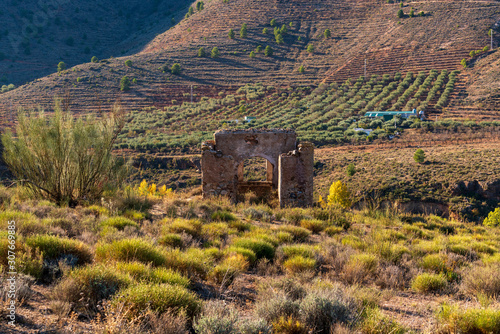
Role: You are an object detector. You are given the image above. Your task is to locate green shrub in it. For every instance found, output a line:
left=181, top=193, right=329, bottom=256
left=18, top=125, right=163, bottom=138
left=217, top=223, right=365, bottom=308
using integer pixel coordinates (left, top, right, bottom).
left=171, top=63, right=181, bottom=75
left=120, top=75, right=131, bottom=91
left=159, top=233, right=184, bottom=248
left=436, top=303, right=500, bottom=334
left=283, top=255, right=315, bottom=274
left=232, top=238, right=275, bottom=260
left=57, top=61, right=66, bottom=72
left=276, top=225, right=311, bottom=242
left=0, top=210, right=47, bottom=236
left=211, top=210, right=236, bottom=222
left=52, top=264, right=132, bottom=309
left=346, top=163, right=356, bottom=176
left=324, top=29, right=331, bottom=39
left=306, top=44, right=314, bottom=54
left=96, top=238, right=166, bottom=266
left=240, top=23, right=247, bottom=38
left=264, top=46, right=273, bottom=57
left=397, top=9, right=404, bottom=18
left=211, top=47, right=220, bottom=58
left=25, top=235, right=92, bottom=265
left=209, top=254, right=248, bottom=287
left=484, top=208, right=500, bottom=227
left=225, top=246, right=257, bottom=265
left=279, top=245, right=315, bottom=260
left=125, top=59, right=132, bottom=67
left=198, top=47, right=206, bottom=57
left=101, top=216, right=138, bottom=230
left=414, top=148, right=425, bottom=163
left=411, top=273, right=448, bottom=293
left=91, top=56, right=98, bottom=63
left=113, top=283, right=201, bottom=317
left=2, top=105, right=125, bottom=206
left=300, top=219, right=325, bottom=233
left=164, top=218, right=202, bottom=237
left=324, top=226, right=343, bottom=236
left=359, top=307, right=408, bottom=334
left=298, top=65, right=304, bottom=73
left=420, top=254, right=447, bottom=273
left=228, top=28, right=235, bottom=39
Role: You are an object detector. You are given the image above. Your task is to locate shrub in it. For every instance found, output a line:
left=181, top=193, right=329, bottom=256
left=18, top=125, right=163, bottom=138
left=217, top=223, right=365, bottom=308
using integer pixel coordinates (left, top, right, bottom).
left=256, top=293, right=300, bottom=323
left=327, top=181, right=352, bottom=209
left=193, top=300, right=239, bottom=334
left=262, top=28, right=268, bottom=34
left=324, top=29, right=331, bottom=39
left=461, top=263, right=500, bottom=298
left=397, top=9, right=404, bottom=18
left=225, top=246, right=257, bottom=265
left=411, top=273, right=447, bottom=293
left=171, top=63, right=181, bottom=75
left=198, top=47, right=206, bottom=57
left=413, top=148, right=425, bottom=163
left=240, top=23, right=248, bottom=38
left=52, top=264, right=132, bottom=309
left=120, top=75, right=131, bottom=91
left=211, top=47, right=220, bottom=58
left=484, top=208, right=500, bottom=227
left=114, top=283, right=201, bottom=318
left=211, top=210, right=236, bottom=222
left=164, top=218, right=202, bottom=237
left=1, top=104, right=125, bottom=206
left=228, top=28, right=235, bottom=39
left=461, top=58, right=467, bottom=68
left=299, top=287, right=357, bottom=332
left=91, top=56, right=98, bottom=63
left=270, top=19, right=276, bottom=27
left=436, top=303, right=500, bottom=334
left=346, top=163, right=356, bottom=176
left=96, top=238, right=166, bottom=266
left=159, top=233, right=184, bottom=248
left=420, top=254, right=447, bottom=273
left=306, top=44, right=314, bottom=54
left=272, top=316, right=307, bottom=334
left=283, top=255, right=315, bottom=274
left=209, top=254, right=248, bottom=287
left=264, top=46, right=273, bottom=57
left=125, top=59, right=132, bottom=67
left=249, top=51, right=255, bottom=58
left=359, top=307, right=408, bottom=334
left=276, top=225, right=311, bottom=242
left=57, top=61, right=66, bottom=72
left=196, top=1, right=204, bottom=11
left=300, top=219, right=325, bottom=233
left=25, top=234, right=92, bottom=265
left=298, top=65, right=304, bottom=73
left=101, top=216, right=138, bottom=230
left=232, top=238, right=275, bottom=260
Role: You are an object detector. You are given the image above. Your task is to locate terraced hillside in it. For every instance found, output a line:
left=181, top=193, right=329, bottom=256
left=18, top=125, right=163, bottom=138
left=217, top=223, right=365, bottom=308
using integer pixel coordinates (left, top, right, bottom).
left=0, top=0, right=192, bottom=85
left=0, top=0, right=499, bottom=117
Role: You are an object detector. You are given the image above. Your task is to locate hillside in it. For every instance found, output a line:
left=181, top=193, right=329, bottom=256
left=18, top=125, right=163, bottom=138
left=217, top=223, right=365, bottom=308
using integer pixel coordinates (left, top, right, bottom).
left=0, top=0, right=191, bottom=85
left=0, top=0, right=499, bottom=117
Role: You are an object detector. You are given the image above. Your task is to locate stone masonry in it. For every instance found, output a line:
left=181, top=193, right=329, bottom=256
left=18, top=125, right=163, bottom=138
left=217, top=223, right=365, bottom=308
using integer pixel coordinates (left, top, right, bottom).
left=201, top=129, right=313, bottom=207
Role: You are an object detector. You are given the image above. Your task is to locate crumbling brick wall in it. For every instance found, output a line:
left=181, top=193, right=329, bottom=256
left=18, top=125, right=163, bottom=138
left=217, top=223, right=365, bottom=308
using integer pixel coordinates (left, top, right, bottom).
left=201, top=129, right=313, bottom=207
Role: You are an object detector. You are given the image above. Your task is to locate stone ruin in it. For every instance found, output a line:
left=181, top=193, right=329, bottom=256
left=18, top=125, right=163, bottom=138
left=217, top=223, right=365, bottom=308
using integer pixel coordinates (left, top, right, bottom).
left=201, top=129, right=313, bottom=207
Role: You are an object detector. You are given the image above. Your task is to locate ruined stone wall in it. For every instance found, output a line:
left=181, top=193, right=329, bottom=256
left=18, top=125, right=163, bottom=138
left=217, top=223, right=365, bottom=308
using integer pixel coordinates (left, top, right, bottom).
left=202, top=129, right=313, bottom=207
left=278, top=143, right=314, bottom=208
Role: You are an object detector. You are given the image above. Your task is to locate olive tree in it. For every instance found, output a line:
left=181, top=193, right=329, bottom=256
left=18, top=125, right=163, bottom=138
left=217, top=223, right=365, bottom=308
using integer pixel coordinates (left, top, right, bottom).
left=1, top=102, right=127, bottom=206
